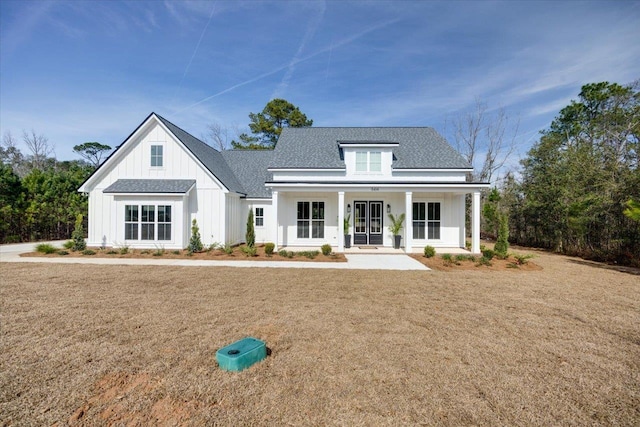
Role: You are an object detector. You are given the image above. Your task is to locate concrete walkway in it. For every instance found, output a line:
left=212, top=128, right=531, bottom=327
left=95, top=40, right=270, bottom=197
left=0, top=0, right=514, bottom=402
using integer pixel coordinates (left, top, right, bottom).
left=0, top=241, right=429, bottom=271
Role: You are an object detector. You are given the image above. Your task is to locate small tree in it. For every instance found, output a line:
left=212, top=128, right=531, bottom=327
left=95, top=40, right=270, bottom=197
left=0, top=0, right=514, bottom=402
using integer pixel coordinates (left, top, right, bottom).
left=494, top=213, right=509, bottom=256
left=246, top=209, right=255, bottom=248
left=188, top=219, right=203, bottom=253
left=71, top=214, right=86, bottom=251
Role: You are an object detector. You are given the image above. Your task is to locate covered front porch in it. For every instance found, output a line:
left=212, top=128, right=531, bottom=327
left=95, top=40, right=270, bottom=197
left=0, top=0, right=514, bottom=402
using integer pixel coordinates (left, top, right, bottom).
left=268, top=182, right=488, bottom=254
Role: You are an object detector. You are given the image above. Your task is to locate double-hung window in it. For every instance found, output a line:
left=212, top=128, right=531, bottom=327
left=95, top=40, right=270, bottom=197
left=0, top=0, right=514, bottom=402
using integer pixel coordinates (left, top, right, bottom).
left=124, top=204, right=171, bottom=241
left=355, top=151, right=382, bottom=173
left=413, top=202, right=441, bottom=240
left=297, top=201, right=324, bottom=238
left=255, top=208, right=264, bottom=227
left=151, top=145, right=163, bottom=167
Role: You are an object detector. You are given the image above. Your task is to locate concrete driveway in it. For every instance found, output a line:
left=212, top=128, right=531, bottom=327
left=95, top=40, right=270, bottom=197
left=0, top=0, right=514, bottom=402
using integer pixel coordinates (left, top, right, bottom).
left=0, top=241, right=428, bottom=271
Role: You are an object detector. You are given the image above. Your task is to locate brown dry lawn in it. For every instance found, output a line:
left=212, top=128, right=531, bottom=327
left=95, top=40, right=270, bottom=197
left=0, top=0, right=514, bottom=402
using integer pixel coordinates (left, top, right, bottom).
left=1, top=251, right=639, bottom=426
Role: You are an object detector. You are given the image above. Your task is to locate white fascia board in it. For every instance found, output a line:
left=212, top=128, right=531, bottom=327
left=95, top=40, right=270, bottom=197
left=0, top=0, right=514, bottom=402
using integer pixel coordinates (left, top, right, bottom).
left=78, top=116, right=158, bottom=192
left=153, top=117, right=231, bottom=194
left=266, top=182, right=491, bottom=192
left=338, top=142, right=399, bottom=148
left=393, top=168, right=473, bottom=172
left=267, top=168, right=345, bottom=172
left=106, top=192, right=189, bottom=197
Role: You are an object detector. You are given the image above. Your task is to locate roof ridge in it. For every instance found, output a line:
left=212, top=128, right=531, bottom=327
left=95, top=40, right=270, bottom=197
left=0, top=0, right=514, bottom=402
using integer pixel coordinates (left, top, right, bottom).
left=153, top=112, right=218, bottom=153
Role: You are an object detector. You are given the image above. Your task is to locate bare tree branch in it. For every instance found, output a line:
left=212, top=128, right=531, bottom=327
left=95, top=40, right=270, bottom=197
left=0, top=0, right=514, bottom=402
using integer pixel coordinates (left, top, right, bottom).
left=22, top=129, right=53, bottom=170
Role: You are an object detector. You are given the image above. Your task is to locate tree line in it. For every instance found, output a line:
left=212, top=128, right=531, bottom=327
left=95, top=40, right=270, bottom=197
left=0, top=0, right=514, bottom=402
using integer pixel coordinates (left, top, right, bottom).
left=0, top=134, right=110, bottom=243
left=488, top=81, right=639, bottom=266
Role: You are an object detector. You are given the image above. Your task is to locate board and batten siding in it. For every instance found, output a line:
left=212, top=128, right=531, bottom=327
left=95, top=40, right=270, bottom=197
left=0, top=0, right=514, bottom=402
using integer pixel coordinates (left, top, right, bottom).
left=85, top=121, right=228, bottom=249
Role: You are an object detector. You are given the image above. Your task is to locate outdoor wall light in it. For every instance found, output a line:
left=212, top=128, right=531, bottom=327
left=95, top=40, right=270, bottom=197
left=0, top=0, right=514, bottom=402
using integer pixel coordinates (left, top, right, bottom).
left=387, top=204, right=391, bottom=213
left=347, top=204, right=351, bottom=213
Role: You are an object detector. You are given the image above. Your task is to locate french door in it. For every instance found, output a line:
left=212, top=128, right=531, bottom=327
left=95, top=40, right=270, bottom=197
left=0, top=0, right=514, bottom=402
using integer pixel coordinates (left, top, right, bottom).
left=353, top=201, right=383, bottom=245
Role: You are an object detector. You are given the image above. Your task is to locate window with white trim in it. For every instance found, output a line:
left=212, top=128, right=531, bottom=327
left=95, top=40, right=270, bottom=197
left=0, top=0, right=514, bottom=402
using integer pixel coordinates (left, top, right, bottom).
left=151, top=145, right=163, bottom=167
left=255, top=207, right=264, bottom=227
left=355, top=151, right=382, bottom=172
left=124, top=204, right=171, bottom=240
left=413, top=202, right=440, bottom=240
left=297, top=201, right=324, bottom=238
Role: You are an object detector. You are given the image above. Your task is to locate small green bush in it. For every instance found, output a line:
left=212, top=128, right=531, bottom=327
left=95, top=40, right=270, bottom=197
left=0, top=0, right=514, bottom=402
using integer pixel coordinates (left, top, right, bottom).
left=465, top=240, right=472, bottom=250
left=207, top=242, right=220, bottom=252
left=119, top=245, right=129, bottom=255
left=106, top=250, right=118, bottom=255
left=141, top=250, right=150, bottom=254
left=513, top=254, right=533, bottom=265
left=278, top=249, right=294, bottom=258
left=57, top=250, right=69, bottom=256
left=441, top=253, right=456, bottom=266
left=153, top=250, right=164, bottom=257
left=71, top=214, right=87, bottom=251
left=482, top=249, right=495, bottom=260
left=241, top=246, right=257, bottom=257
left=298, top=250, right=319, bottom=259
left=222, top=243, right=234, bottom=255
left=36, top=243, right=57, bottom=254
left=63, top=240, right=74, bottom=250
left=321, top=244, right=332, bottom=256
left=82, top=249, right=96, bottom=255
left=265, top=242, right=275, bottom=256
left=423, top=245, right=436, bottom=258
left=189, top=219, right=204, bottom=253
left=172, top=250, right=181, bottom=255
left=476, top=256, right=493, bottom=267
left=455, top=254, right=469, bottom=262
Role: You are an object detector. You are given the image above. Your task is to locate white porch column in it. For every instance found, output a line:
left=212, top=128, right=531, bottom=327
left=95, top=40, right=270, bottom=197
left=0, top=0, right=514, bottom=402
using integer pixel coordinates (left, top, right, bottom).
left=459, top=195, right=467, bottom=248
left=338, top=191, right=345, bottom=252
left=472, top=191, right=481, bottom=254
left=272, top=190, right=279, bottom=250
left=405, top=191, right=413, bottom=253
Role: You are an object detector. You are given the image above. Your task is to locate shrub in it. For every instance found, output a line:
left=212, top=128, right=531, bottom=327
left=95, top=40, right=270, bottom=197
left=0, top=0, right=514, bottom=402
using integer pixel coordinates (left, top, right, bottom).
left=482, top=249, right=495, bottom=260
left=476, top=256, right=493, bottom=267
left=455, top=254, right=469, bottom=263
left=172, top=250, right=181, bottom=255
left=63, top=240, right=74, bottom=250
left=321, top=244, right=332, bottom=256
left=207, top=242, right=220, bottom=252
left=494, top=213, right=509, bottom=256
left=241, top=245, right=257, bottom=257
left=188, top=219, right=204, bottom=253
left=264, top=242, right=275, bottom=256
left=141, top=250, right=150, bottom=254
left=246, top=209, right=255, bottom=248
left=441, top=253, right=454, bottom=266
left=153, top=245, right=165, bottom=257
left=57, top=250, right=69, bottom=256
left=82, top=249, right=96, bottom=255
left=71, top=214, right=87, bottom=251
left=298, top=250, right=319, bottom=259
left=36, top=243, right=57, bottom=254
left=465, top=240, right=472, bottom=250
left=513, top=254, right=533, bottom=265
left=423, top=245, right=436, bottom=258
left=222, top=243, right=234, bottom=255
left=119, top=245, right=129, bottom=255
left=106, top=250, right=118, bottom=255
left=278, top=249, right=294, bottom=258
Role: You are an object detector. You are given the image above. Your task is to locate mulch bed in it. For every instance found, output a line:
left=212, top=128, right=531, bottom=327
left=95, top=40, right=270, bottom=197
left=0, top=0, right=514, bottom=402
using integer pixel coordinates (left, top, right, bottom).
left=21, top=244, right=347, bottom=263
left=410, top=253, right=542, bottom=271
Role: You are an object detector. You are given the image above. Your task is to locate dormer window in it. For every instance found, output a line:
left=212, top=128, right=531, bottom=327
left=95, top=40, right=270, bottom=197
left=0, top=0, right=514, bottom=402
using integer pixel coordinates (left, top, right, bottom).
left=151, top=145, right=163, bottom=167
left=355, top=151, right=382, bottom=173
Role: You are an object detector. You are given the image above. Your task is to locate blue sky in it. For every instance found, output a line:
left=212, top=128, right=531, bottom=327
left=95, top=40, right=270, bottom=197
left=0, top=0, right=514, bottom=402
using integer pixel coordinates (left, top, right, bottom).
left=1, top=0, right=639, bottom=167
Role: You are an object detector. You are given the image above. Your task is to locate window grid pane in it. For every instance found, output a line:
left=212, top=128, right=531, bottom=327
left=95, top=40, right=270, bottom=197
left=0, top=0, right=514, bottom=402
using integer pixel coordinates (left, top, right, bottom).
left=370, top=152, right=381, bottom=172
left=151, top=145, right=163, bottom=167
left=356, top=152, right=367, bottom=172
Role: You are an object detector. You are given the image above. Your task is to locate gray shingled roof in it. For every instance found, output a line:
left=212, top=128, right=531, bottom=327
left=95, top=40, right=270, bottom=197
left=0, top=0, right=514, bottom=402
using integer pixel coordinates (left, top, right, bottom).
left=271, top=127, right=471, bottom=169
left=221, top=150, right=274, bottom=198
left=104, top=179, right=196, bottom=194
left=154, top=114, right=246, bottom=194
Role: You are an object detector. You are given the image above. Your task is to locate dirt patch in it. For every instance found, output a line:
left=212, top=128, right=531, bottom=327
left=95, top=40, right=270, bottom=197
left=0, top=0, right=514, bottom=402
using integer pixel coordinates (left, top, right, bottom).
left=22, top=243, right=346, bottom=262
left=2, top=250, right=639, bottom=425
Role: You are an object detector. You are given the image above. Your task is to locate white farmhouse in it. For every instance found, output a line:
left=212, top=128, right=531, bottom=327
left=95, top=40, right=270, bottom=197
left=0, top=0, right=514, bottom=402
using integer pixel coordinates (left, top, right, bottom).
left=78, top=113, right=489, bottom=253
